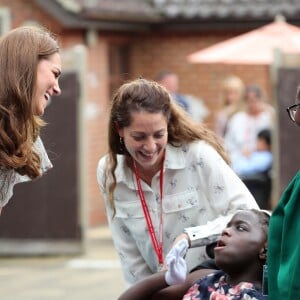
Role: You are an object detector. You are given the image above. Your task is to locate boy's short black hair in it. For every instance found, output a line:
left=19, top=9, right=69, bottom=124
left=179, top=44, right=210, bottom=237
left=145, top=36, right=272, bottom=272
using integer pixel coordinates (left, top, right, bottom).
left=257, top=129, right=271, bottom=146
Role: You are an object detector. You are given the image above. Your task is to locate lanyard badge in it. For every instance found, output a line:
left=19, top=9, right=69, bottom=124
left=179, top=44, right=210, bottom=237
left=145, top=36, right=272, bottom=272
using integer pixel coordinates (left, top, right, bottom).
left=133, top=152, right=165, bottom=265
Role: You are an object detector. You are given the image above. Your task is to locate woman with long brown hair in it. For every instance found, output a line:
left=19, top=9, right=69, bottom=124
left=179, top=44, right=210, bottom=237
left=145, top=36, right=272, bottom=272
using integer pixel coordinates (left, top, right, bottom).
left=0, top=26, right=62, bottom=213
left=97, top=78, right=259, bottom=287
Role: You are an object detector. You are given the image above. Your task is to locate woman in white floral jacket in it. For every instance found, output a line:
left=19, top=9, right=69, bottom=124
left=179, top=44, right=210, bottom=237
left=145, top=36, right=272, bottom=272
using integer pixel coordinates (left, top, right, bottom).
left=97, top=78, right=259, bottom=287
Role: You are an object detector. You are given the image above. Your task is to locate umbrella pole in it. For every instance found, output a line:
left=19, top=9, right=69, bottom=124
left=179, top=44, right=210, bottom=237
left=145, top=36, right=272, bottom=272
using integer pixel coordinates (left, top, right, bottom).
left=269, top=48, right=282, bottom=209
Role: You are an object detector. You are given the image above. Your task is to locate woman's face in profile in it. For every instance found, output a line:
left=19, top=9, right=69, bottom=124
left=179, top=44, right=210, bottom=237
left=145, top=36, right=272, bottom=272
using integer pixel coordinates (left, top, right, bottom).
left=33, top=52, right=62, bottom=116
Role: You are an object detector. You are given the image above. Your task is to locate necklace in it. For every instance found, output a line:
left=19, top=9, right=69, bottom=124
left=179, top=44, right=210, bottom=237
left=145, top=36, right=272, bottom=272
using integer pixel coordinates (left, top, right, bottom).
left=133, top=152, right=165, bottom=265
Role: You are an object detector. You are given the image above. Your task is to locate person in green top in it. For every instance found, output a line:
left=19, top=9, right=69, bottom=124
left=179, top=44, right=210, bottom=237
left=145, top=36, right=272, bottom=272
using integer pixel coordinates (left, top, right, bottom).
left=268, top=87, right=300, bottom=299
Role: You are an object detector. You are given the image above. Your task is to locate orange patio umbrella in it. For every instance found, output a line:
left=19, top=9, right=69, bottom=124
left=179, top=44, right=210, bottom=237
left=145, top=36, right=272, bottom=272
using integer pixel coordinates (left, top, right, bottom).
left=188, top=17, right=300, bottom=65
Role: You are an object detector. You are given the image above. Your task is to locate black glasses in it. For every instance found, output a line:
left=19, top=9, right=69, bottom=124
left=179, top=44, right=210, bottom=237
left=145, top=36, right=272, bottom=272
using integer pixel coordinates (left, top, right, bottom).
left=286, top=103, right=300, bottom=122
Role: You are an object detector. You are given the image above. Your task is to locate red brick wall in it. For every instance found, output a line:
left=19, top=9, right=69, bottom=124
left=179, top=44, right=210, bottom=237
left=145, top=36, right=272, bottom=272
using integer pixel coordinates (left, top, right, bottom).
left=129, top=32, right=272, bottom=128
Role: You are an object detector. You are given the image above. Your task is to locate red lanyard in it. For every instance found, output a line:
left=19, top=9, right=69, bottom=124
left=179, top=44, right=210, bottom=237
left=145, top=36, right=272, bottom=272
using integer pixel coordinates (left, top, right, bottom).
left=133, top=153, right=165, bottom=265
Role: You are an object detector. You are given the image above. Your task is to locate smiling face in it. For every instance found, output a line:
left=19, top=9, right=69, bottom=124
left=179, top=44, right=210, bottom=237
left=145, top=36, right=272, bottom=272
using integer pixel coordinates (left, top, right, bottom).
left=214, top=210, right=267, bottom=270
left=33, top=52, right=61, bottom=116
left=118, top=111, right=168, bottom=174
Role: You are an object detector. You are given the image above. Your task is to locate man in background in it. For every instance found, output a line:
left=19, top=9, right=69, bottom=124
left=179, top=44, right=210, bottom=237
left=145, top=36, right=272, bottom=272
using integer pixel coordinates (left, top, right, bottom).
left=156, top=70, right=190, bottom=112
left=156, top=70, right=209, bottom=122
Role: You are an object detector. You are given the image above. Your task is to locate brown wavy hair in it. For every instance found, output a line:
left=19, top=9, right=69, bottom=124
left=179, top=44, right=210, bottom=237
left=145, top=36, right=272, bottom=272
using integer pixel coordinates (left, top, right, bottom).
left=0, top=26, right=59, bottom=178
left=104, top=78, right=229, bottom=215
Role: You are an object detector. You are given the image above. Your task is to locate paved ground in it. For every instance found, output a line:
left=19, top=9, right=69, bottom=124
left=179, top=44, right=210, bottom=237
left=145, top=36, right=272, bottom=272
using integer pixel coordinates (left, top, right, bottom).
left=0, top=226, right=125, bottom=300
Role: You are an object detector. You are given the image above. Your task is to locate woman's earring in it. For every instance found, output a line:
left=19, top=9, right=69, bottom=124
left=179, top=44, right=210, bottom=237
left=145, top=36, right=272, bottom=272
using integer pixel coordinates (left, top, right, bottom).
left=119, top=137, right=124, bottom=152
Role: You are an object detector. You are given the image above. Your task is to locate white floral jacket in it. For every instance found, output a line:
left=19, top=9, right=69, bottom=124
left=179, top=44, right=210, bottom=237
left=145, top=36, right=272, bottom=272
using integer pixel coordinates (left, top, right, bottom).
left=97, top=141, right=259, bottom=286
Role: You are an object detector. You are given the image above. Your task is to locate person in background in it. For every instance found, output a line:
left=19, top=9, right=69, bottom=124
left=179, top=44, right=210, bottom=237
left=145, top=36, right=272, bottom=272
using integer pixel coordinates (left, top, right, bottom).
left=232, top=128, right=272, bottom=178
left=268, top=87, right=300, bottom=299
left=215, top=75, right=245, bottom=139
left=182, top=94, right=210, bottom=123
left=232, top=128, right=273, bottom=209
left=156, top=70, right=190, bottom=113
left=97, top=78, right=259, bottom=287
left=0, top=26, right=62, bottom=214
left=118, top=209, right=269, bottom=300
left=156, top=70, right=209, bottom=123
left=224, top=84, right=273, bottom=164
